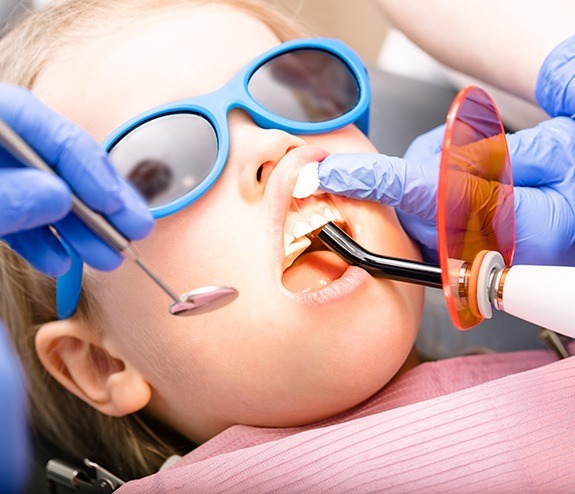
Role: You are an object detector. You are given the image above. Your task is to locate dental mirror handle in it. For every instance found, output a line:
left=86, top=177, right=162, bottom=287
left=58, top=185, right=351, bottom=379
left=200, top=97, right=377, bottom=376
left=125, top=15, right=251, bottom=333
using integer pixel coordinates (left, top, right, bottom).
left=0, top=118, right=184, bottom=304
left=0, top=119, right=133, bottom=253
left=316, top=222, right=443, bottom=289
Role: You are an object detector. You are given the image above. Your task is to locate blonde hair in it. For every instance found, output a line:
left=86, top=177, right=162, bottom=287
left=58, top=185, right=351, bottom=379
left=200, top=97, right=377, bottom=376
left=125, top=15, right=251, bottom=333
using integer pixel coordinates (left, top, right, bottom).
left=0, top=0, right=308, bottom=480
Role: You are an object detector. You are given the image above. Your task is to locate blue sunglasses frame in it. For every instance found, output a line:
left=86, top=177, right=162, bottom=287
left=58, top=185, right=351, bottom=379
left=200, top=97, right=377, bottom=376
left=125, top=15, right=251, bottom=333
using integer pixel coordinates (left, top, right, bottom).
left=57, top=37, right=372, bottom=319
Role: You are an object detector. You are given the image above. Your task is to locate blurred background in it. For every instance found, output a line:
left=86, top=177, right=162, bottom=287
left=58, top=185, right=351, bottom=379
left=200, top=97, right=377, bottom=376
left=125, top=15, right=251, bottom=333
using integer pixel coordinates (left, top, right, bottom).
left=16, top=0, right=543, bottom=131
left=26, top=0, right=392, bottom=62
left=11, top=0, right=391, bottom=62
left=282, top=0, right=390, bottom=65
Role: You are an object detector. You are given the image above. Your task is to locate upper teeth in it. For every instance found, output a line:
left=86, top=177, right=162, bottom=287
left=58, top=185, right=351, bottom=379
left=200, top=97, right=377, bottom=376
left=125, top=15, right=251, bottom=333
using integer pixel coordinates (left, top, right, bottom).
left=283, top=195, right=344, bottom=271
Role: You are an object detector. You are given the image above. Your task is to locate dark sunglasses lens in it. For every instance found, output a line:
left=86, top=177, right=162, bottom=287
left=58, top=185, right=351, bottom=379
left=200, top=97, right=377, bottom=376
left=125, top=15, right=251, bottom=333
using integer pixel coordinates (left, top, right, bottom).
left=108, top=114, right=217, bottom=208
left=248, top=49, right=360, bottom=123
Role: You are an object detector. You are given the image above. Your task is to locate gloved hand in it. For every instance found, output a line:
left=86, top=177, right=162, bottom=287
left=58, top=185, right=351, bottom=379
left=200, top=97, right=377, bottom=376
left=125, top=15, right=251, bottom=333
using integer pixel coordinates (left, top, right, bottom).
left=319, top=117, right=575, bottom=267
left=536, top=34, right=575, bottom=117
left=0, top=322, right=27, bottom=494
left=319, top=128, right=441, bottom=263
left=0, top=84, right=154, bottom=276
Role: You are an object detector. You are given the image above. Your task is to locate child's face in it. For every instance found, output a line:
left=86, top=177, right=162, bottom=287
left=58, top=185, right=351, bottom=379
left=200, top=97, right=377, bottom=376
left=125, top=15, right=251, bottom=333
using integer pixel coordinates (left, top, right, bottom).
left=34, top=4, right=423, bottom=442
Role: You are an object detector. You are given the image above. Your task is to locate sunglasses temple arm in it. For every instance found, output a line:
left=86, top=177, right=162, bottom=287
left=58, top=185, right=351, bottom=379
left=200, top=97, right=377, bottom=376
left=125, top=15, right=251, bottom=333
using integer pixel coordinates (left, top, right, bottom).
left=355, top=106, right=370, bottom=136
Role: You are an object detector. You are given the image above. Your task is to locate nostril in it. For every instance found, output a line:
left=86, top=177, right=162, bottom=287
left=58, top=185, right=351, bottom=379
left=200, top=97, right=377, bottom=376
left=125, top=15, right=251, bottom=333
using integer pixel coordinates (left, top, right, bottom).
left=256, top=161, right=274, bottom=186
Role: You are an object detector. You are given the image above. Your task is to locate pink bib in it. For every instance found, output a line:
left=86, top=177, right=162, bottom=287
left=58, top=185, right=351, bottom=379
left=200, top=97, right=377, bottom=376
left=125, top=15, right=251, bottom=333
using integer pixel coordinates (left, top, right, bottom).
left=120, top=347, right=575, bottom=493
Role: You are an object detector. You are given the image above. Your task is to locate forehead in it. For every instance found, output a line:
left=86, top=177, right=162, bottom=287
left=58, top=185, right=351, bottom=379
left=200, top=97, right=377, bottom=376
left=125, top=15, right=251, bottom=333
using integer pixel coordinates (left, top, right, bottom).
left=33, top=4, right=282, bottom=141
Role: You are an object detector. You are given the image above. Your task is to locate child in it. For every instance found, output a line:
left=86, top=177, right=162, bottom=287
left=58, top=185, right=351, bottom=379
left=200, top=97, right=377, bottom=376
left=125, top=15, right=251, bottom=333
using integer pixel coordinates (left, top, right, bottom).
left=2, top=2, right=574, bottom=491
left=0, top=0, right=423, bottom=480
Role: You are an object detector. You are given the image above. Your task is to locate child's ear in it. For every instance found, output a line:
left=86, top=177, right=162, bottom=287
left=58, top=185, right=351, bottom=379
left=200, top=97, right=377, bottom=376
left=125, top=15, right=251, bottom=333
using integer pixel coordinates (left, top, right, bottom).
left=35, top=319, right=151, bottom=417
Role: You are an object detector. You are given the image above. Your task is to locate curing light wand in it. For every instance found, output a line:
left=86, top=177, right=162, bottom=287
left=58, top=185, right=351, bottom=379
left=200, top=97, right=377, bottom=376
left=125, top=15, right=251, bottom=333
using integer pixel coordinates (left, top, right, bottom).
left=0, top=118, right=238, bottom=316
left=315, top=222, right=575, bottom=339
left=314, top=222, right=443, bottom=289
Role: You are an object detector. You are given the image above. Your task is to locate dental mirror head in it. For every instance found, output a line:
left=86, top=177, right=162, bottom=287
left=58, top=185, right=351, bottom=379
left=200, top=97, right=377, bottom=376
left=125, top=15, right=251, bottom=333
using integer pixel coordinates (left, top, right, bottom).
left=169, top=285, right=239, bottom=316
left=131, top=258, right=238, bottom=317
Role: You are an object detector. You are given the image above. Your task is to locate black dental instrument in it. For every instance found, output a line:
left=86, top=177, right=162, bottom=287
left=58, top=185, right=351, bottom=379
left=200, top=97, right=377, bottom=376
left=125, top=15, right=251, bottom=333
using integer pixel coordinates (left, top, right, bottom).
left=0, top=118, right=238, bottom=316
left=315, top=222, right=443, bottom=289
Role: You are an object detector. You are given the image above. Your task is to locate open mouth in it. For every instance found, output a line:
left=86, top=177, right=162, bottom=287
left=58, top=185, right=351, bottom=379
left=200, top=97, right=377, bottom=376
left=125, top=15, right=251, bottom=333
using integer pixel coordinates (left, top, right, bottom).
left=282, top=194, right=350, bottom=292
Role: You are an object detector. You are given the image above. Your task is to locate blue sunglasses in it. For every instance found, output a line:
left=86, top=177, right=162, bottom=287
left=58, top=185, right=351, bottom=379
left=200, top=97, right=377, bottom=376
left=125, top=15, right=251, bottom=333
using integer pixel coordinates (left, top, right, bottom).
left=56, top=37, right=371, bottom=319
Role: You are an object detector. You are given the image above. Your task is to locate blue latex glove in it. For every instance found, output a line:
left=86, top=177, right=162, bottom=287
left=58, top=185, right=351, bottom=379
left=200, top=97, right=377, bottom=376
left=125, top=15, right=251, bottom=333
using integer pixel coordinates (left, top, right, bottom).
left=319, top=117, right=575, bottom=266
left=0, top=322, right=28, bottom=494
left=0, top=84, right=154, bottom=276
left=536, top=34, right=575, bottom=117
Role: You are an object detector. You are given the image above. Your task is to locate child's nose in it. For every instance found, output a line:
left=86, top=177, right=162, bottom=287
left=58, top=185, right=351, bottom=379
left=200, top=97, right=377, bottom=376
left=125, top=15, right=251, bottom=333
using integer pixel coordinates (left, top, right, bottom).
left=229, top=109, right=306, bottom=201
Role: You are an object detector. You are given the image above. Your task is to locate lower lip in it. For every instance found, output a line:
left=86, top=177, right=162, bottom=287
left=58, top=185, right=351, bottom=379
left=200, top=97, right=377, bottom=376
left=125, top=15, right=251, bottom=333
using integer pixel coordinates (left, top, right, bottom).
left=283, top=264, right=371, bottom=307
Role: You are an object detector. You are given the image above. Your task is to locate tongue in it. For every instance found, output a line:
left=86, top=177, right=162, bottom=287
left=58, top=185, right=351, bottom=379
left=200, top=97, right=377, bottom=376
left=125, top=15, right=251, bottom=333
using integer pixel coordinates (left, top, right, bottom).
left=282, top=251, right=348, bottom=292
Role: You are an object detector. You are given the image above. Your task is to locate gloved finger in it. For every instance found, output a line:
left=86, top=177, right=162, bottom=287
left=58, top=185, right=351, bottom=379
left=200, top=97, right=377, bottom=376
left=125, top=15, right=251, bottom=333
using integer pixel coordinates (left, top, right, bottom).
left=513, top=186, right=575, bottom=266
left=396, top=209, right=438, bottom=253
left=0, top=168, right=71, bottom=236
left=408, top=124, right=507, bottom=179
left=418, top=242, right=439, bottom=265
left=403, top=124, right=445, bottom=162
left=3, top=227, right=71, bottom=276
left=105, top=183, right=155, bottom=240
left=0, top=84, right=139, bottom=216
left=535, top=34, right=575, bottom=117
left=318, top=153, right=438, bottom=222
left=54, top=213, right=123, bottom=271
left=506, top=117, right=575, bottom=186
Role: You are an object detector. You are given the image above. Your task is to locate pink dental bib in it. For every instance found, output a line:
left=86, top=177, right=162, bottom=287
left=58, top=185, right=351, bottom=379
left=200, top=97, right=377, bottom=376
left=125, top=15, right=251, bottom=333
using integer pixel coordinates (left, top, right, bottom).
left=119, top=346, right=575, bottom=493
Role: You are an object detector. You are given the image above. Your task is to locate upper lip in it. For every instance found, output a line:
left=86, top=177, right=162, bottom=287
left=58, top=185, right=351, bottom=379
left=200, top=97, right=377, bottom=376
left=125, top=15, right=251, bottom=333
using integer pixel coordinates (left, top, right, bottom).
left=263, top=146, right=353, bottom=272
left=263, top=145, right=329, bottom=269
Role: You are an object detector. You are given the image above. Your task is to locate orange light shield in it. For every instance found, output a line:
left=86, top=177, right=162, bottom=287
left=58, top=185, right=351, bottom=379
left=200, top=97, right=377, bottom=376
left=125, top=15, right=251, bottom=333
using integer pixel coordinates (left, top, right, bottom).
left=437, top=86, right=515, bottom=329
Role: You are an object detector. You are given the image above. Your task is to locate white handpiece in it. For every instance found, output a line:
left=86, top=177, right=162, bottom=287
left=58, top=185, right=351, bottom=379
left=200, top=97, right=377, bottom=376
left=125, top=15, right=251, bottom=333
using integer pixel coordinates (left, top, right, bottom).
left=501, top=265, right=575, bottom=338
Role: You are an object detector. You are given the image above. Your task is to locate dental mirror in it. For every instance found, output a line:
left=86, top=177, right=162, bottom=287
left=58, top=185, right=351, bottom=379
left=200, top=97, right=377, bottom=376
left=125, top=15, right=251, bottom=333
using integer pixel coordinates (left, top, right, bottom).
left=0, top=117, right=239, bottom=318
left=170, top=285, right=239, bottom=316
